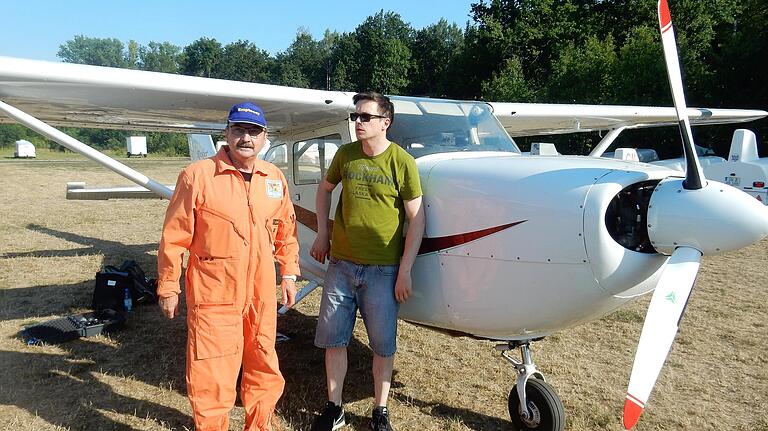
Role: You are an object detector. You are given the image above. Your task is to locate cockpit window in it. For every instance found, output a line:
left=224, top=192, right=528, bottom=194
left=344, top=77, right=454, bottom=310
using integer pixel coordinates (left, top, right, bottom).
left=386, top=96, right=521, bottom=158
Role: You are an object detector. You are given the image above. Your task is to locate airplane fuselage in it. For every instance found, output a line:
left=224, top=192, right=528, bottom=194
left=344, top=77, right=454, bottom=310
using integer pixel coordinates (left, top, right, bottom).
left=267, top=98, right=694, bottom=340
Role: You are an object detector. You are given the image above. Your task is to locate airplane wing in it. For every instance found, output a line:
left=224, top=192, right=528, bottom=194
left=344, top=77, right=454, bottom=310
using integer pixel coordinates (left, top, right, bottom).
left=491, top=102, right=767, bottom=137
left=0, top=56, right=354, bottom=135
left=2, top=56, right=765, bottom=139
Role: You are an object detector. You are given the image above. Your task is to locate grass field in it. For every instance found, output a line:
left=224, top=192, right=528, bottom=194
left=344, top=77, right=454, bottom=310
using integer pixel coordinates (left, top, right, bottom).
left=0, top=147, right=186, bottom=161
left=0, top=157, right=766, bottom=431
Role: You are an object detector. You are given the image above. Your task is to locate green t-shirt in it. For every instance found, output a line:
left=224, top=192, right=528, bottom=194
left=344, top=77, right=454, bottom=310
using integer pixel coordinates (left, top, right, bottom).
left=326, top=141, right=422, bottom=264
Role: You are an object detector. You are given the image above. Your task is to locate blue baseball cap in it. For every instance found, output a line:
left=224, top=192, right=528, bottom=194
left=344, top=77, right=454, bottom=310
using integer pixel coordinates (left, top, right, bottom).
left=227, top=102, right=267, bottom=128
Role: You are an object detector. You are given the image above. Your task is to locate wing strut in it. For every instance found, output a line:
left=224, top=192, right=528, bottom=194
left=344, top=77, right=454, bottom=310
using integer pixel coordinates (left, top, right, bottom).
left=0, top=100, right=173, bottom=199
left=588, top=126, right=627, bottom=157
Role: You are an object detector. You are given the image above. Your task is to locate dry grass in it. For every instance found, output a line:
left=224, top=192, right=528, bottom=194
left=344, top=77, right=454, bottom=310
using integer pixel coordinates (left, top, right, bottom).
left=1, top=157, right=766, bottom=431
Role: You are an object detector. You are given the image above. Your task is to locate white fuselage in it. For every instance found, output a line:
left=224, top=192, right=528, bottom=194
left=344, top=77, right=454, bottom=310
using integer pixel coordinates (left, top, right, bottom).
left=290, top=151, right=675, bottom=340
left=399, top=153, right=671, bottom=339
left=268, top=98, right=768, bottom=342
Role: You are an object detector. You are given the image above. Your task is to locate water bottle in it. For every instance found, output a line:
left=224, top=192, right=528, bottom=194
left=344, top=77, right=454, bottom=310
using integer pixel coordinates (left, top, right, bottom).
left=123, top=287, right=133, bottom=312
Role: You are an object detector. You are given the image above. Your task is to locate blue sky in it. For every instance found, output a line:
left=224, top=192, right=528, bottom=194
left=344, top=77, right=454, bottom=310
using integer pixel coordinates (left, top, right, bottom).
left=0, top=1, right=477, bottom=62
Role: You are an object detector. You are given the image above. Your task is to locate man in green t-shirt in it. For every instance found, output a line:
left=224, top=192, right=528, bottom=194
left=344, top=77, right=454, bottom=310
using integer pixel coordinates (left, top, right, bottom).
left=309, top=92, right=425, bottom=431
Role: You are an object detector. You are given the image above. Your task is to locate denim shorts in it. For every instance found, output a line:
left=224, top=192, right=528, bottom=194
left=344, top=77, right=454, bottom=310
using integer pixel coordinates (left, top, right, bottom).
left=314, top=257, right=400, bottom=357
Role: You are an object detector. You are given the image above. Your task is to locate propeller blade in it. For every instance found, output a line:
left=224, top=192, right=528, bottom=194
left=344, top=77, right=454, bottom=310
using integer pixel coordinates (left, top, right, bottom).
left=658, top=0, right=706, bottom=190
left=623, top=246, right=702, bottom=429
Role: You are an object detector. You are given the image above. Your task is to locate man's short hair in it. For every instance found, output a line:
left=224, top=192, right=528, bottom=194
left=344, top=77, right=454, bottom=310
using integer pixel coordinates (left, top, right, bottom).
left=353, top=92, right=395, bottom=126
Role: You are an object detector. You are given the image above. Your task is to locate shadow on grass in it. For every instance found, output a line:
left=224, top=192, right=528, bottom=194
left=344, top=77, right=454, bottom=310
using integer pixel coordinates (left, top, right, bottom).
left=2, top=224, right=513, bottom=430
left=389, top=391, right=512, bottom=431
left=1, top=224, right=158, bottom=262
left=275, top=305, right=386, bottom=430
left=1, top=285, right=191, bottom=429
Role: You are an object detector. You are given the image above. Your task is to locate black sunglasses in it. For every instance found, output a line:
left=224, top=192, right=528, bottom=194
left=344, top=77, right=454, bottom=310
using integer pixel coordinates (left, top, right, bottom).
left=229, top=125, right=265, bottom=136
left=349, top=112, right=387, bottom=122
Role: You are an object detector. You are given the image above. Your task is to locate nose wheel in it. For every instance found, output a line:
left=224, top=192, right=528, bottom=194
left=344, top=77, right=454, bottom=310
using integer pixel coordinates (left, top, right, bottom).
left=497, top=340, right=565, bottom=431
left=508, top=378, right=564, bottom=430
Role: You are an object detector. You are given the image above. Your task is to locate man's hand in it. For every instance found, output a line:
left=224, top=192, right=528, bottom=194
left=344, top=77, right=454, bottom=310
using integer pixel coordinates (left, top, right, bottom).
left=310, top=234, right=330, bottom=264
left=395, top=270, right=412, bottom=303
left=281, top=278, right=297, bottom=308
left=159, top=294, right=180, bottom=319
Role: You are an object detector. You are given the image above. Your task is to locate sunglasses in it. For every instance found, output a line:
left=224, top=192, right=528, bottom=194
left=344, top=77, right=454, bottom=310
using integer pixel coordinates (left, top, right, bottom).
left=349, top=112, right=388, bottom=122
left=229, top=125, right=265, bottom=136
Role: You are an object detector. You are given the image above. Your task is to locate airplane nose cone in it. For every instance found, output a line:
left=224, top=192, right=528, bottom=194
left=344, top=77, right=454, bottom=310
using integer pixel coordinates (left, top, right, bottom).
left=647, top=178, right=768, bottom=256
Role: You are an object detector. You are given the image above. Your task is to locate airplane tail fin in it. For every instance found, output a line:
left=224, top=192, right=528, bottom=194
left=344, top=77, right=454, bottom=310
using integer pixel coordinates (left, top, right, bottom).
left=187, top=134, right=217, bottom=162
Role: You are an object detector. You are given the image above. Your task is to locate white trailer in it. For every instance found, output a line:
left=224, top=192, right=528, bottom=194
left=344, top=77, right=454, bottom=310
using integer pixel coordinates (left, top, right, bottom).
left=126, top=136, right=147, bottom=157
left=14, top=139, right=36, bottom=158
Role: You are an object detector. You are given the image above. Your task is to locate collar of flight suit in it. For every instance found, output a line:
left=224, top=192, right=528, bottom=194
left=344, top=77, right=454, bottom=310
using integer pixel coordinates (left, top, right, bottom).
left=214, top=146, right=269, bottom=177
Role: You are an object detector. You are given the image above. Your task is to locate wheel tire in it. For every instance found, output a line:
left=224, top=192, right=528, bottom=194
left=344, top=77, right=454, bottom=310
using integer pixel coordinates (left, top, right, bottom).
left=508, top=379, right=565, bottom=431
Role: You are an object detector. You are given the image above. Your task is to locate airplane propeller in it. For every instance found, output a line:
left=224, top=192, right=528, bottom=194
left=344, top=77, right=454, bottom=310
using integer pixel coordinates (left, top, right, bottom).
left=623, top=1, right=768, bottom=428
left=657, top=0, right=706, bottom=191
left=623, top=246, right=700, bottom=429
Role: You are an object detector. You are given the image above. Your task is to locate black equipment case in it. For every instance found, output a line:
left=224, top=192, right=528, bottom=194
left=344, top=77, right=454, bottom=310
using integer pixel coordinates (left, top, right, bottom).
left=21, top=309, right=126, bottom=345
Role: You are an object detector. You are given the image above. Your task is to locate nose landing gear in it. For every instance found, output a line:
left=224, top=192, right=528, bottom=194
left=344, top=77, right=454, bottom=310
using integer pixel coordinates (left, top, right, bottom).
left=496, top=340, right=565, bottom=431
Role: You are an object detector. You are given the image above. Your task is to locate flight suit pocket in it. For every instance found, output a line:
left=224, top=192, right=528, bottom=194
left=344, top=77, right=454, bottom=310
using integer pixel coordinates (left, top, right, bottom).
left=250, top=300, right=276, bottom=353
left=265, top=218, right=281, bottom=247
left=194, top=303, right=242, bottom=360
left=187, top=256, right=239, bottom=304
left=194, top=206, right=247, bottom=258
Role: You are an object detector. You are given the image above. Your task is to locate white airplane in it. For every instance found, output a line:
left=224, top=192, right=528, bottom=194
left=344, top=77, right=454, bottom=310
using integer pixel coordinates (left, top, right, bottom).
left=1, top=1, right=767, bottom=429
left=589, top=129, right=768, bottom=206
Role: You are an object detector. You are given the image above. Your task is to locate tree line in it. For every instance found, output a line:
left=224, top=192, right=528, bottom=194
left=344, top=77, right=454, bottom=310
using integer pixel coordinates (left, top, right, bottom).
left=3, top=0, right=766, bottom=157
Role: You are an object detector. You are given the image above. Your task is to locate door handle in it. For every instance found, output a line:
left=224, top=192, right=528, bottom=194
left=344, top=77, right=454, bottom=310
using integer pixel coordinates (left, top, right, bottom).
left=293, top=193, right=300, bottom=201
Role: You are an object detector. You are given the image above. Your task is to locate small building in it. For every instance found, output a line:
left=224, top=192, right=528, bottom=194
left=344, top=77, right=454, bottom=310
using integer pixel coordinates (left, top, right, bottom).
left=14, top=140, right=36, bottom=158
left=126, top=136, right=147, bottom=157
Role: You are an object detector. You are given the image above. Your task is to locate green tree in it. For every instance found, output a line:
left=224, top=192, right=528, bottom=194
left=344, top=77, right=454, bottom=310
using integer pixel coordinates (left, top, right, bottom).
left=126, top=40, right=139, bottom=69
left=58, top=35, right=129, bottom=67
left=275, top=29, right=330, bottom=89
left=467, top=0, right=594, bottom=96
left=612, top=26, right=666, bottom=106
left=353, top=10, right=414, bottom=94
left=547, top=35, right=617, bottom=104
left=410, top=19, right=464, bottom=97
left=0, top=124, right=50, bottom=149
left=181, top=37, right=223, bottom=77
left=62, top=128, right=128, bottom=152
left=327, top=32, right=360, bottom=91
left=146, top=132, right=188, bottom=156
left=480, top=57, right=535, bottom=101
left=139, top=41, right=183, bottom=73
left=215, top=40, right=274, bottom=83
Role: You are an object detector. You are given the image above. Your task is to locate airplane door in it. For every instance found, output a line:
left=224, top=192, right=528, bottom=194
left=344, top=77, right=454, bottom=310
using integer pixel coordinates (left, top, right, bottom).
left=289, top=132, right=343, bottom=212
left=281, top=124, right=350, bottom=279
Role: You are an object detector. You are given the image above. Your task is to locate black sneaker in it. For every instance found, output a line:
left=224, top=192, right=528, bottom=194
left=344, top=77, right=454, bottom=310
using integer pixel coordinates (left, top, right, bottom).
left=311, top=401, right=345, bottom=431
left=371, top=406, right=393, bottom=431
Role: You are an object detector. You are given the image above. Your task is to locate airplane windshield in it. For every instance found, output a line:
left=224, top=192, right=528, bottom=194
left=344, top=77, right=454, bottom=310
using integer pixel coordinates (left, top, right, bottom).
left=387, top=96, right=521, bottom=158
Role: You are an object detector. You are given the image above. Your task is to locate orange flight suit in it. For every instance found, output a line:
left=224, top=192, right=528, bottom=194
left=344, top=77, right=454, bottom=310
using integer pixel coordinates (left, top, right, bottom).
left=157, top=146, right=300, bottom=431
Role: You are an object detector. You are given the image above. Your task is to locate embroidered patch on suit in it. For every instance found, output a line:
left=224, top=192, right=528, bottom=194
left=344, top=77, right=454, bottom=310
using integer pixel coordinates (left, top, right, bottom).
left=265, top=179, right=283, bottom=199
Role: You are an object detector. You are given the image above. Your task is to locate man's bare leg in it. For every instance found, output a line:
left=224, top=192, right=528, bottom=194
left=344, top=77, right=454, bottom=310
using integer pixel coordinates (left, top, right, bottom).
left=373, top=353, right=394, bottom=407
left=326, top=347, right=347, bottom=405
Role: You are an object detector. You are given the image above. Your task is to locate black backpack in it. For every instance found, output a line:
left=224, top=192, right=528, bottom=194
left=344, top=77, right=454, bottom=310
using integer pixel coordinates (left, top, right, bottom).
left=92, top=260, right=158, bottom=312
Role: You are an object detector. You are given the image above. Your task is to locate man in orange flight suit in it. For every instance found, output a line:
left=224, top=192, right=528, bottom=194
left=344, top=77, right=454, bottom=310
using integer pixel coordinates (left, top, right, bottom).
left=157, top=102, right=300, bottom=431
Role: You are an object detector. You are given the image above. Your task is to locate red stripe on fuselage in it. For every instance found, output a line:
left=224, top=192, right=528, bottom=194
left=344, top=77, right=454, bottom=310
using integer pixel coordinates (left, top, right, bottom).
left=417, top=221, right=526, bottom=255
left=294, top=204, right=524, bottom=255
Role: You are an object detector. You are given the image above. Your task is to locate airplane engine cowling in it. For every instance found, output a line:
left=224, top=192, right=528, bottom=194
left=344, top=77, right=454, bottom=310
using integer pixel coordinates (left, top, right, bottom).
left=647, top=177, right=768, bottom=255
left=401, top=153, right=677, bottom=338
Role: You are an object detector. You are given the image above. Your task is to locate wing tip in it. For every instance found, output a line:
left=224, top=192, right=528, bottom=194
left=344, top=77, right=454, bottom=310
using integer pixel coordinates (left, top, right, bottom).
left=623, top=396, right=644, bottom=429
